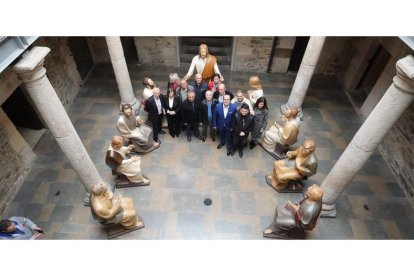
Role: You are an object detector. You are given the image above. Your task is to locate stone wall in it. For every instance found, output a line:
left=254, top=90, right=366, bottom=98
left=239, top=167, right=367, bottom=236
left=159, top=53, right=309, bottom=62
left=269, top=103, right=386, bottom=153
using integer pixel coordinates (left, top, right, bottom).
left=86, top=37, right=111, bottom=64
left=0, top=127, right=24, bottom=215
left=314, top=37, right=354, bottom=80
left=0, top=37, right=81, bottom=215
left=134, top=37, right=178, bottom=67
left=379, top=102, right=414, bottom=202
left=34, top=37, right=82, bottom=110
left=232, top=37, right=273, bottom=73
left=338, top=36, right=414, bottom=204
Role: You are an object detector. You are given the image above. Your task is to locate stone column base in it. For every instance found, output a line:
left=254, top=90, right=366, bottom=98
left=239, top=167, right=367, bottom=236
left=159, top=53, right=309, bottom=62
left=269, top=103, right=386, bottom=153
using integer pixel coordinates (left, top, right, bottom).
left=280, top=103, right=304, bottom=120
left=320, top=202, right=337, bottom=218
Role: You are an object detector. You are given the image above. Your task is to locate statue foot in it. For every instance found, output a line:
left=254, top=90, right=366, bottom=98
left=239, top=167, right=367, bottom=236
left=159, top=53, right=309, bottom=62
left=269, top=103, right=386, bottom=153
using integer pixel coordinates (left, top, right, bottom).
left=263, top=228, right=273, bottom=235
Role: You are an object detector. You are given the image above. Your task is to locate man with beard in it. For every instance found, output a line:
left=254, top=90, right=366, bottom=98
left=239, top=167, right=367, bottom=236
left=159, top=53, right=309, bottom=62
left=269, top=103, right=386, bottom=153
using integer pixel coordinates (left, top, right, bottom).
left=231, top=103, right=254, bottom=158
left=181, top=91, right=202, bottom=142
left=184, top=44, right=224, bottom=83
left=116, top=103, right=160, bottom=154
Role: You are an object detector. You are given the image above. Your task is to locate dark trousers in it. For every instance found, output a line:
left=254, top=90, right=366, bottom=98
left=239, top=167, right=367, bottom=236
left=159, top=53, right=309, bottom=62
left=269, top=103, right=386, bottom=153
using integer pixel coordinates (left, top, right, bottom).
left=233, top=134, right=248, bottom=152
left=166, top=114, right=180, bottom=136
left=186, top=123, right=200, bottom=138
left=219, top=127, right=233, bottom=150
left=201, top=122, right=216, bottom=140
left=151, top=113, right=163, bottom=141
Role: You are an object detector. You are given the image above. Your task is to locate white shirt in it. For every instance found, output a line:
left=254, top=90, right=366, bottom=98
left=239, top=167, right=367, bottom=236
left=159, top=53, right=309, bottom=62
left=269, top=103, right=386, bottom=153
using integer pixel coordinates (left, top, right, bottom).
left=155, top=97, right=162, bottom=114
left=223, top=105, right=229, bottom=118
left=185, top=55, right=221, bottom=78
left=218, top=94, right=224, bottom=103
left=168, top=97, right=174, bottom=109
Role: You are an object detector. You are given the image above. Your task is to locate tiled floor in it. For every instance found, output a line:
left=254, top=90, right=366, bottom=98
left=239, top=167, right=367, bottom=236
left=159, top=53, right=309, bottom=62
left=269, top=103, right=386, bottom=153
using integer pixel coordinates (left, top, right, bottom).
left=4, top=63, right=414, bottom=239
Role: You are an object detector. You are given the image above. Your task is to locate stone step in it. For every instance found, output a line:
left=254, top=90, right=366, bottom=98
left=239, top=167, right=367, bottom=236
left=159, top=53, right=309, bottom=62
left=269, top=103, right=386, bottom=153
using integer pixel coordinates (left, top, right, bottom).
left=180, top=37, right=233, bottom=47
left=180, top=45, right=231, bottom=56
left=180, top=54, right=232, bottom=65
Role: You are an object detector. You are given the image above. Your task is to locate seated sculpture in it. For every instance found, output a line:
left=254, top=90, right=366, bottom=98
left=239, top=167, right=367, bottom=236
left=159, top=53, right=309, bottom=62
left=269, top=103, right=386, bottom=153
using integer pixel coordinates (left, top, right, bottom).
left=263, top=184, right=323, bottom=239
left=261, top=107, right=299, bottom=159
left=266, top=139, right=317, bottom=193
left=90, top=183, right=144, bottom=237
left=116, top=103, right=159, bottom=154
left=106, top=135, right=150, bottom=187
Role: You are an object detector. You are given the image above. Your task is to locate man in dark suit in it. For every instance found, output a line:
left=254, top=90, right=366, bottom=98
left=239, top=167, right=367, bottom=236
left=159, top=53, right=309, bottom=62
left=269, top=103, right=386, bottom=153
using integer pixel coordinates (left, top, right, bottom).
left=144, top=87, right=166, bottom=143
left=190, top=73, right=208, bottom=102
left=213, top=83, right=234, bottom=103
left=231, top=103, right=255, bottom=158
left=181, top=91, right=202, bottom=142
left=213, top=94, right=237, bottom=155
left=199, top=90, right=218, bottom=142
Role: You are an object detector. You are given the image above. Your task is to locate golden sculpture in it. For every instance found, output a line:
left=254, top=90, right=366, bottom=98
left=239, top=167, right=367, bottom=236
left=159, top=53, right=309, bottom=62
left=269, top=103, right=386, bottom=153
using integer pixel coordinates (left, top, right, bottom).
left=261, top=107, right=299, bottom=159
left=105, top=135, right=150, bottom=188
left=263, top=184, right=323, bottom=239
left=247, top=76, right=264, bottom=105
left=266, top=139, right=318, bottom=192
left=90, top=183, right=144, bottom=231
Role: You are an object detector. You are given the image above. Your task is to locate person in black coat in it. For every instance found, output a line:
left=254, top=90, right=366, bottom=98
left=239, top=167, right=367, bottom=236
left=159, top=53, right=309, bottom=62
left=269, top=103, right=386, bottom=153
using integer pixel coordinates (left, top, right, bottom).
left=144, top=87, right=166, bottom=143
left=163, top=88, right=181, bottom=138
left=213, top=83, right=234, bottom=102
left=181, top=91, right=202, bottom=142
left=231, top=103, right=254, bottom=157
left=199, top=90, right=218, bottom=142
left=190, top=73, right=208, bottom=102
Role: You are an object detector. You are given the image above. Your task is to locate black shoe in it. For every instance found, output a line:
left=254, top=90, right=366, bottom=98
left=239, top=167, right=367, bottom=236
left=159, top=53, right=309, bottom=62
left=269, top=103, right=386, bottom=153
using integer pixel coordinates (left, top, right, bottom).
left=170, top=133, right=175, bottom=138
left=239, top=150, right=243, bottom=158
left=231, top=149, right=236, bottom=156
left=249, top=142, right=256, bottom=150
left=217, top=144, right=224, bottom=149
left=227, top=149, right=231, bottom=156
left=154, top=139, right=161, bottom=144
left=197, top=136, right=203, bottom=141
left=202, top=137, right=206, bottom=142
left=187, top=136, right=192, bottom=142
left=212, top=137, right=215, bottom=142
left=176, top=133, right=180, bottom=138
left=159, top=130, right=166, bottom=134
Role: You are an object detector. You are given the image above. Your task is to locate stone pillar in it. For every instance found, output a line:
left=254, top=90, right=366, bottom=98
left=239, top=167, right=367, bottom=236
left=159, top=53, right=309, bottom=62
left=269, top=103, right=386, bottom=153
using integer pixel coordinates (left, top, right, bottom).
left=281, top=36, right=326, bottom=118
left=320, top=54, right=414, bottom=217
left=13, top=47, right=104, bottom=205
left=105, top=36, right=138, bottom=111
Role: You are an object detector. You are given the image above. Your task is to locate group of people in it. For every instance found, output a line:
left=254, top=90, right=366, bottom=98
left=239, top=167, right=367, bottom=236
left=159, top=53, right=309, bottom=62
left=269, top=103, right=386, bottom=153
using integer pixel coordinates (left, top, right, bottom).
left=137, top=44, right=268, bottom=158
left=0, top=43, right=324, bottom=240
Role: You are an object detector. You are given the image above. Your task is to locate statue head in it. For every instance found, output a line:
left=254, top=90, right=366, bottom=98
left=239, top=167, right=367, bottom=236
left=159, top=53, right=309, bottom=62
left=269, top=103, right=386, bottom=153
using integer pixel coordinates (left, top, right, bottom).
left=111, top=135, right=124, bottom=150
left=91, top=182, right=112, bottom=199
left=121, top=103, right=133, bottom=117
left=248, top=76, right=262, bottom=89
left=286, top=107, right=299, bottom=119
left=199, top=44, right=209, bottom=58
left=306, top=184, right=324, bottom=201
left=301, top=139, right=316, bottom=157
left=142, top=77, right=155, bottom=89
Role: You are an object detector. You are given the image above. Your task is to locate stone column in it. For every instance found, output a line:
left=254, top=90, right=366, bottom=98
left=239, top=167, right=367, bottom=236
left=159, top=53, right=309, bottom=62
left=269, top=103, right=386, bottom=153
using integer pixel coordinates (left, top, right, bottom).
left=13, top=47, right=104, bottom=205
left=281, top=36, right=326, bottom=118
left=320, top=54, right=414, bottom=217
left=105, top=36, right=138, bottom=111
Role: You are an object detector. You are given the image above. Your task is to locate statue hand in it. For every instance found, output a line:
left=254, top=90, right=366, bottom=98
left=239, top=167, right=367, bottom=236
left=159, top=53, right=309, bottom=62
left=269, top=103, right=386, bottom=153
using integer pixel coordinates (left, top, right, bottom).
left=286, top=151, right=293, bottom=158
left=127, top=144, right=135, bottom=151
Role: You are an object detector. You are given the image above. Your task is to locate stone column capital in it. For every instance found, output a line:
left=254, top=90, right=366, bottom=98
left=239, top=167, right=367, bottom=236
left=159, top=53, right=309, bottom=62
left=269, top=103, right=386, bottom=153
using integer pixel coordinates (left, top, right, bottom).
left=394, top=54, right=414, bottom=94
left=12, top=47, right=50, bottom=83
